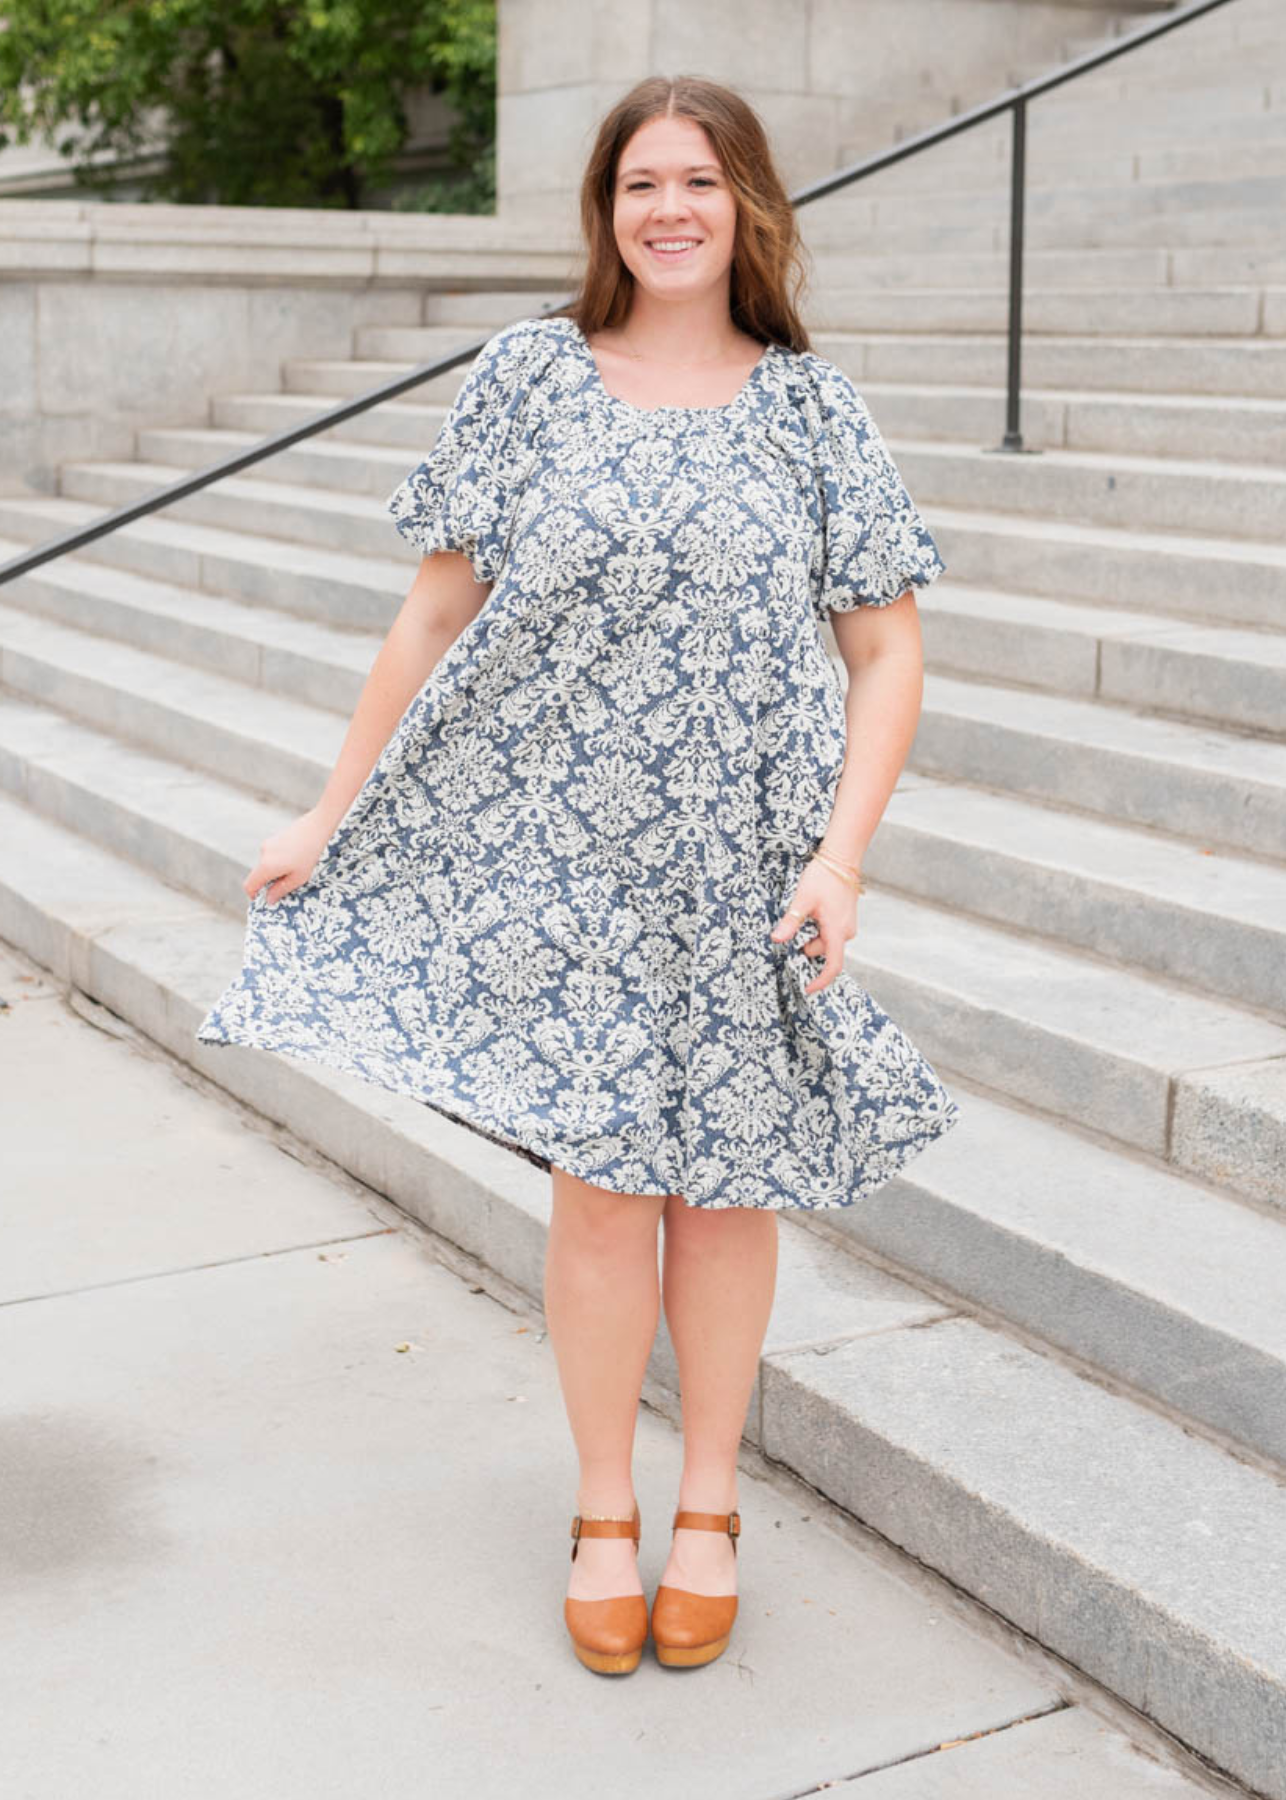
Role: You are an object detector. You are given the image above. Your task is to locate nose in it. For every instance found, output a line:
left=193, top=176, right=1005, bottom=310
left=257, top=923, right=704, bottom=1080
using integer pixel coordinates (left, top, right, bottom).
left=649, top=181, right=694, bottom=222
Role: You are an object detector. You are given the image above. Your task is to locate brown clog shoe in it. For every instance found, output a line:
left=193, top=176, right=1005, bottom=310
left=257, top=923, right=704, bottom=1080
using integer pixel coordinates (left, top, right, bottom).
left=563, top=1502, right=648, bottom=1675
left=650, top=1507, right=740, bottom=1668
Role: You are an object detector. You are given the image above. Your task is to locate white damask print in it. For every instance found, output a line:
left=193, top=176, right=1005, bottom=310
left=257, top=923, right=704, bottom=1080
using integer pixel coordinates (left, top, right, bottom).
left=195, top=314, right=961, bottom=1208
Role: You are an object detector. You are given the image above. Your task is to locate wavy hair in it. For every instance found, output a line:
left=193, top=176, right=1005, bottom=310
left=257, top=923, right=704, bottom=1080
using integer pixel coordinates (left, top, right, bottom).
left=555, top=75, right=813, bottom=353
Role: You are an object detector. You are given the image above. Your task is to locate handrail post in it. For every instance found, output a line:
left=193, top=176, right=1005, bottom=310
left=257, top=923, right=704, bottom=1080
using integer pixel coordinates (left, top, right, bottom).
left=1002, top=94, right=1026, bottom=452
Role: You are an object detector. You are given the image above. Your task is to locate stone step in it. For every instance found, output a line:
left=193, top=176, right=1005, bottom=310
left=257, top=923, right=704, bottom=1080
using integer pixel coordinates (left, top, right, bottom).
left=917, top=582, right=1286, bottom=734
left=135, top=425, right=416, bottom=500
left=1231, top=8, right=1286, bottom=48
left=1012, top=73, right=1286, bottom=123
left=1043, top=49, right=1282, bottom=100
left=854, top=381, right=1286, bottom=467
left=811, top=170, right=1286, bottom=230
left=419, top=288, right=570, bottom=327
left=1062, top=4, right=1275, bottom=55
left=818, top=1080, right=1286, bottom=1470
left=873, top=772, right=1286, bottom=1015
left=0, top=498, right=411, bottom=632
left=848, top=884, right=1286, bottom=1197
left=804, top=285, right=1276, bottom=338
left=773, top=330, right=1286, bottom=398
left=0, top=691, right=290, bottom=914
left=49, top=459, right=410, bottom=562
left=281, top=355, right=474, bottom=407
left=833, top=138, right=1286, bottom=200
left=0, top=786, right=1280, bottom=1797
left=803, top=241, right=1286, bottom=290
left=211, top=389, right=451, bottom=452
left=865, top=77, right=1284, bottom=166
left=802, top=202, right=1286, bottom=253
left=895, top=436, right=1286, bottom=543
left=0, top=598, right=345, bottom=811
left=0, top=535, right=377, bottom=707
left=994, top=103, right=1286, bottom=155
left=913, top=501, right=1286, bottom=631
left=808, top=247, right=1183, bottom=291
left=762, top=1312, right=1286, bottom=1800
left=908, top=668, right=1286, bottom=858
left=1048, top=57, right=1285, bottom=104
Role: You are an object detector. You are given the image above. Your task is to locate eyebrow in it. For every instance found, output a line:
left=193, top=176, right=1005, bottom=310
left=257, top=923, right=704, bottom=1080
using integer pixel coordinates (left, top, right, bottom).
left=618, top=163, right=721, bottom=177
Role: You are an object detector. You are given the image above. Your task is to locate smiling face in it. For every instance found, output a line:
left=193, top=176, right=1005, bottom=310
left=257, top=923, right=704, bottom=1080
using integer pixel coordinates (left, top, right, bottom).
left=611, top=113, right=739, bottom=301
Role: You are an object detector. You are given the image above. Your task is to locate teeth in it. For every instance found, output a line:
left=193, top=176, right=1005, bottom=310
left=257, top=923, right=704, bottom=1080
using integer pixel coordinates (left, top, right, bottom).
left=649, top=239, right=699, bottom=250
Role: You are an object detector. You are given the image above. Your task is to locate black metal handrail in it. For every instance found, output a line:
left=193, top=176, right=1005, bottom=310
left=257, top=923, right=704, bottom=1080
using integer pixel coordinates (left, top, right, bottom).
left=0, top=0, right=1242, bottom=588
left=789, top=0, right=1240, bottom=454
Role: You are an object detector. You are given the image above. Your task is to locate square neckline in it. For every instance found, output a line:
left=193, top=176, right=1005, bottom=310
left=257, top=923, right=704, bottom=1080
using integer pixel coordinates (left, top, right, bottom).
left=561, top=317, right=775, bottom=417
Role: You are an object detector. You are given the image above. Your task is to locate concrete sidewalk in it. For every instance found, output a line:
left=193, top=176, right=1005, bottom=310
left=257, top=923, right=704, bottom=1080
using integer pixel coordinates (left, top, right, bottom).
left=0, top=936, right=1247, bottom=1800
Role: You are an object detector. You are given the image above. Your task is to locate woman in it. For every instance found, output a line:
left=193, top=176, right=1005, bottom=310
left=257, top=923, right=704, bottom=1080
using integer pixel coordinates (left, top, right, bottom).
left=196, top=75, right=961, bottom=1678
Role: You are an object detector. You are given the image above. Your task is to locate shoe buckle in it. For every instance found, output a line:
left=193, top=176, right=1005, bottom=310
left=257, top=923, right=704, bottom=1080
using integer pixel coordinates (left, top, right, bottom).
left=569, top=1510, right=639, bottom=1562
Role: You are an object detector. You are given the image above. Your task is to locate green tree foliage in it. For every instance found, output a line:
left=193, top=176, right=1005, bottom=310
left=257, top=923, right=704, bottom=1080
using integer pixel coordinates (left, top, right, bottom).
left=0, top=0, right=496, bottom=209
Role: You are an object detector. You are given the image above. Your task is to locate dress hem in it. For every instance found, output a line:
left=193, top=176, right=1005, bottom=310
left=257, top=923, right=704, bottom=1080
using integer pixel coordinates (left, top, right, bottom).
left=193, top=1021, right=960, bottom=1213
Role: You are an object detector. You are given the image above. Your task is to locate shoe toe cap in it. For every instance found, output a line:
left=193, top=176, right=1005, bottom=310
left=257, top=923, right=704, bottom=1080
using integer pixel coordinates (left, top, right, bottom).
left=565, top=1592, right=649, bottom=1655
left=650, top=1584, right=738, bottom=1647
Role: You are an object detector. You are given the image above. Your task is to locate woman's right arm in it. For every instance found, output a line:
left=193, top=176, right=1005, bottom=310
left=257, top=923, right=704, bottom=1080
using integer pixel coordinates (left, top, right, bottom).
left=245, top=550, right=491, bottom=905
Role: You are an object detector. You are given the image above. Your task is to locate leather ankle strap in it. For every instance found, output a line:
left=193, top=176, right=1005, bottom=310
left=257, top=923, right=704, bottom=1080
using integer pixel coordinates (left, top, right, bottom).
left=673, top=1508, right=740, bottom=1549
left=570, top=1508, right=641, bottom=1559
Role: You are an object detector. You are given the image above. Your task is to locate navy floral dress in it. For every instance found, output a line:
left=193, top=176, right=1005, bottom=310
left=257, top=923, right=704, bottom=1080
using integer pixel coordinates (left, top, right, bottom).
left=195, top=314, right=962, bottom=1209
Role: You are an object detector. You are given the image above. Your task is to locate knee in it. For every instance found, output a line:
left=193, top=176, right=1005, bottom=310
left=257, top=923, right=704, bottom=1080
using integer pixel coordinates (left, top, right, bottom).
left=551, top=1172, right=664, bottom=1258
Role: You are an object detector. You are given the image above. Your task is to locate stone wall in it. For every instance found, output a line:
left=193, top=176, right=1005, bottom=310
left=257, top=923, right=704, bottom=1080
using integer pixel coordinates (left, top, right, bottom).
left=497, top=0, right=1177, bottom=227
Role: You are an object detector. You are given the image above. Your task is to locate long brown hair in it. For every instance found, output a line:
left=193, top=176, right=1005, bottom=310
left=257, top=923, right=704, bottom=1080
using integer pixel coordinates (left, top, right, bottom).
left=556, top=75, right=813, bottom=353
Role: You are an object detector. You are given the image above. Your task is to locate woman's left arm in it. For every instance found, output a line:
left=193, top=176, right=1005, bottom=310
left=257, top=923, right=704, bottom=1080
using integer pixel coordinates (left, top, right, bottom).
left=820, top=586, right=923, bottom=871
left=769, top=588, right=924, bottom=993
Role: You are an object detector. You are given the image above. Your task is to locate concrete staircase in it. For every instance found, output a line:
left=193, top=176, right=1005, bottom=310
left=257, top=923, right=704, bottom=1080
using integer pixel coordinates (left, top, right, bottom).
left=2, top=2, right=1285, bottom=1793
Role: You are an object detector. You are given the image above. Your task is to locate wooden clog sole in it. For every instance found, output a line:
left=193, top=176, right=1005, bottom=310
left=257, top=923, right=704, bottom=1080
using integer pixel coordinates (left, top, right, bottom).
left=654, top=1631, right=732, bottom=1667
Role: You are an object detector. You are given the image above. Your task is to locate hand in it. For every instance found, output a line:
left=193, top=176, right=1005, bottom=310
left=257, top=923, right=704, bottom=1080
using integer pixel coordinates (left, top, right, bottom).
left=243, top=806, right=335, bottom=907
left=769, top=860, right=860, bottom=996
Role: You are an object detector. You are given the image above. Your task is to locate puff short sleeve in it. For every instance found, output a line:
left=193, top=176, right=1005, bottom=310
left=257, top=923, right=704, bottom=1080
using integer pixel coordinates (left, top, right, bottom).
left=802, top=353, right=946, bottom=622
left=384, top=321, right=539, bottom=586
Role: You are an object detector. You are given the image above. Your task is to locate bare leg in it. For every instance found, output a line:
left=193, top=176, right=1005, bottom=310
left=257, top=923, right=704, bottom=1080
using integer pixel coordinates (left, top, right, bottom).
left=657, top=1196, right=779, bottom=1596
left=543, top=1166, right=668, bottom=1600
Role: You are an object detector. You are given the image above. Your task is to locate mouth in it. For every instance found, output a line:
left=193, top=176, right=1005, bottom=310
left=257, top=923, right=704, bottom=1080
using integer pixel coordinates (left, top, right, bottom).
left=643, top=237, right=703, bottom=261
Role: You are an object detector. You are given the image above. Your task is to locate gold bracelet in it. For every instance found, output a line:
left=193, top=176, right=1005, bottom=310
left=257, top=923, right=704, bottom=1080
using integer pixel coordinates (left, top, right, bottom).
left=810, top=847, right=866, bottom=893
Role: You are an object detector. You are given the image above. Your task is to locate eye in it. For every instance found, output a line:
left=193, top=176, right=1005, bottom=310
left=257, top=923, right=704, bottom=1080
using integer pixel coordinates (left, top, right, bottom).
left=623, top=177, right=718, bottom=192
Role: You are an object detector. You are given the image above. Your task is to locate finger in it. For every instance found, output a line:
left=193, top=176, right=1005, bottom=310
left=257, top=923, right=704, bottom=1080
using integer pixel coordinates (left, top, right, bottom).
left=803, top=944, right=842, bottom=994
left=770, top=910, right=808, bottom=942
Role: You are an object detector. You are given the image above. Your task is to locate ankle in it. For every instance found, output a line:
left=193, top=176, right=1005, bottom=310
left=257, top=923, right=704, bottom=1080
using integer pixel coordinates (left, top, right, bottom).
left=576, top=1496, right=637, bottom=1519
left=676, top=1480, right=739, bottom=1515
